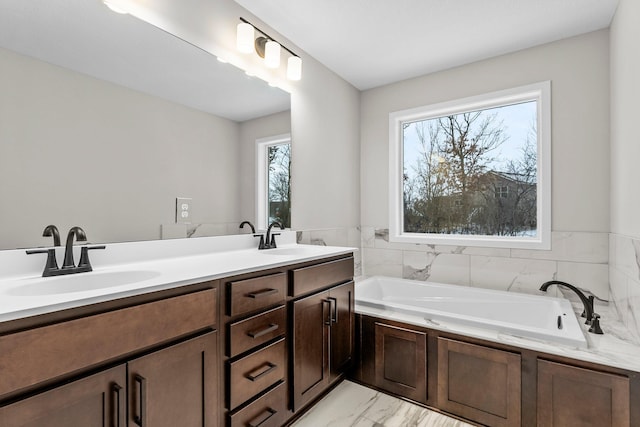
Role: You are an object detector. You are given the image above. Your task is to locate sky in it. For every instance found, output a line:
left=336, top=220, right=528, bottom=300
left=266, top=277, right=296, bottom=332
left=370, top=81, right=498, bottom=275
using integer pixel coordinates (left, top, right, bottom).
left=403, top=100, right=537, bottom=178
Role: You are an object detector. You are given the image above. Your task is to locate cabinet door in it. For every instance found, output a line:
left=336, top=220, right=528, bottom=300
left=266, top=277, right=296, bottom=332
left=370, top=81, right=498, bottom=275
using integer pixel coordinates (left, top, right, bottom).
left=537, top=359, right=629, bottom=427
left=128, top=331, right=218, bottom=427
left=291, top=290, right=330, bottom=412
left=374, top=322, right=427, bottom=403
left=329, top=281, right=354, bottom=382
left=438, top=338, right=521, bottom=427
left=0, top=365, right=126, bottom=427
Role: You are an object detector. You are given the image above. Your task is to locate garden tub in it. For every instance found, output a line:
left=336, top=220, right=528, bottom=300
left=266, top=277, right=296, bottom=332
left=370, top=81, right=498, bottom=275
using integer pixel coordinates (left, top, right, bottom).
left=356, top=276, right=587, bottom=348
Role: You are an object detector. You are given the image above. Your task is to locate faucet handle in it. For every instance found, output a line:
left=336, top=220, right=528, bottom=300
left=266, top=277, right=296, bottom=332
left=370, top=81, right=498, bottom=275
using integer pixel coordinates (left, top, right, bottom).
left=588, top=313, right=604, bottom=335
left=253, top=234, right=266, bottom=250
left=581, top=295, right=595, bottom=320
left=78, top=245, right=106, bottom=270
left=270, top=233, right=281, bottom=248
left=26, top=248, right=60, bottom=276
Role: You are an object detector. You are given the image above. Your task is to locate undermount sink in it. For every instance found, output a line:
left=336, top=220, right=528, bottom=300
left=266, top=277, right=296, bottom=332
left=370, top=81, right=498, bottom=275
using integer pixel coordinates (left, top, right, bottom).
left=259, top=246, right=321, bottom=256
left=6, top=270, right=161, bottom=296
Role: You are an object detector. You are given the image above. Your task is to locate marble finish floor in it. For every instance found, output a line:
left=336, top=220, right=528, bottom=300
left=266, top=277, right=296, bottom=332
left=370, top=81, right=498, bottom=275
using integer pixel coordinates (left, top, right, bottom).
left=291, top=381, right=475, bottom=427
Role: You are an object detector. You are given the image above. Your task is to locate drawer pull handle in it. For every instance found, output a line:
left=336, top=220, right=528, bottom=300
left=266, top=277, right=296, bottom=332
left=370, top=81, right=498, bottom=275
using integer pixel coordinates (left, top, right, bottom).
left=112, top=383, right=122, bottom=427
left=247, top=288, right=279, bottom=299
left=248, top=323, right=279, bottom=339
left=248, top=408, right=277, bottom=427
left=246, top=362, right=277, bottom=381
left=133, top=374, right=146, bottom=426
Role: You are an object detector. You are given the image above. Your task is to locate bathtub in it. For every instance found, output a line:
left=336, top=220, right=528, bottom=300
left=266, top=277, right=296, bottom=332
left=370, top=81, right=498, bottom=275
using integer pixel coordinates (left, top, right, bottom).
left=356, top=276, right=587, bottom=348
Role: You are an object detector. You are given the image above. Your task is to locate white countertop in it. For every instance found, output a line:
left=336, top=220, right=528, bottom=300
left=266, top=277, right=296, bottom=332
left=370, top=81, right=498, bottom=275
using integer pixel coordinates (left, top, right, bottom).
left=355, top=283, right=640, bottom=373
left=0, top=232, right=356, bottom=322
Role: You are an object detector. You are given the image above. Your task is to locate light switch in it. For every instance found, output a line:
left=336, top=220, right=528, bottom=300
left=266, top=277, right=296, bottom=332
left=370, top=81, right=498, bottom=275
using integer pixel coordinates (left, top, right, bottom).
left=176, top=197, right=192, bottom=224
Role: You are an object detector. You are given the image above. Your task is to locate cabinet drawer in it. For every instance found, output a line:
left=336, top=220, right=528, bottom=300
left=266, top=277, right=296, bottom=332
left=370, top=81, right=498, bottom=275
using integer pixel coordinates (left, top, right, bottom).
left=228, top=338, right=286, bottom=410
left=290, top=256, right=354, bottom=297
left=228, top=381, right=288, bottom=427
left=228, top=305, right=286, bottom=357
left=0, top=288, right=216, bottom=399
left=228, top=273, right=286, bottom=317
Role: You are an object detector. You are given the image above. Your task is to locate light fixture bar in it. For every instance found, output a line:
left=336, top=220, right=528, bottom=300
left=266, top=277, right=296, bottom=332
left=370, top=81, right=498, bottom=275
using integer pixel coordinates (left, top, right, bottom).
left=239, top=17, right=298, bottom=58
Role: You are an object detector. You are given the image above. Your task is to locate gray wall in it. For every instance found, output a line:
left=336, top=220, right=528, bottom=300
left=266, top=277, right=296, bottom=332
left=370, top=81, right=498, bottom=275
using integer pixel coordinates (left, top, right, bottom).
left=0, top=46, right=241, bottom=248
left=609, top=0, right=640, bottom=341
left=359, top=31, right=611, bottom=297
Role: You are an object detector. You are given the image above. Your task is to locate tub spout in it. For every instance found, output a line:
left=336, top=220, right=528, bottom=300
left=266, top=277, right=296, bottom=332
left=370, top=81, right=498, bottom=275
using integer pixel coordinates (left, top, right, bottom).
left=539, top=280, right=602, bottom=334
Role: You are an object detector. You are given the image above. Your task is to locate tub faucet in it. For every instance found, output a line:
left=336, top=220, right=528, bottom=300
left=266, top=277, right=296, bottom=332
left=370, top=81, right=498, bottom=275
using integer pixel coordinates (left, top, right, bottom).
left=540, top=280, right=603, bottom=334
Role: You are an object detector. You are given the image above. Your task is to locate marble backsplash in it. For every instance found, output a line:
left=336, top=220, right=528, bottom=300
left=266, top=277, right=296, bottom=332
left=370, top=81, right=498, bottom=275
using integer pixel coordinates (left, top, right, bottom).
left=609, top=233, right=640, bottom=344
left=361, top=227, right=610, bottom=301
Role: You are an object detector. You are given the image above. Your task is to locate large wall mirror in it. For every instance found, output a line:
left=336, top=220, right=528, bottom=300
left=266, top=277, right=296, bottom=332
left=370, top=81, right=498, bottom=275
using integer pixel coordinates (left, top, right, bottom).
left=0, top=0, right=291, bottom=250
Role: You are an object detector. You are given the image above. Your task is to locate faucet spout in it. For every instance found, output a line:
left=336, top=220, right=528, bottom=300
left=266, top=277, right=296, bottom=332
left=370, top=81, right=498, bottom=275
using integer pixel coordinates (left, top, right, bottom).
left=239, top=221, right=256, bottom=234
left=540, top=280, right=594, bottom=323
left=62, top=226, right=87, bottom=269
left=43, top=224, right=61, bottom=247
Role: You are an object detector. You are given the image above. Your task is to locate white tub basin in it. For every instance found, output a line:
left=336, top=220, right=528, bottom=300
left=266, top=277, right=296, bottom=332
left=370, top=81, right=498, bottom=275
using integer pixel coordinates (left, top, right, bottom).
left=6, top=270, right=161, bottom=296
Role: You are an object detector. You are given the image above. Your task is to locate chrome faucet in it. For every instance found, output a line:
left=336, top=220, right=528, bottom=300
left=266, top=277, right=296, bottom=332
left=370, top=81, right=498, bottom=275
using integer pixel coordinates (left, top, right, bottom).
left=540, top=280, right=603, bottom=334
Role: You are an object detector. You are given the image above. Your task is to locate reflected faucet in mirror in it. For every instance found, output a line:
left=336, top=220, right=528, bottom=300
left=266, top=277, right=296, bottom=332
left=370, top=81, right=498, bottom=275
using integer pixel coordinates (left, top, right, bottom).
left=265, top=221, right=283, bottom=249
left=27, top=226, right=105, bottom=277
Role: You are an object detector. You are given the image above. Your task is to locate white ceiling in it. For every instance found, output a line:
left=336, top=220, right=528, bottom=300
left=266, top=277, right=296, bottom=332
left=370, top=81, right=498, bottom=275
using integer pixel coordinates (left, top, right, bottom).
left=235, top=0, right=619, bottom=90
left=0, top=0, right=290, bottom=122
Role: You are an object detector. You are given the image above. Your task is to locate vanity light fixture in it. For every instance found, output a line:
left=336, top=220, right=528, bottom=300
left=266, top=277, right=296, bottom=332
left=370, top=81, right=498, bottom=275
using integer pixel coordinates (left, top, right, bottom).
left=237, top=18, right=302, bottom=80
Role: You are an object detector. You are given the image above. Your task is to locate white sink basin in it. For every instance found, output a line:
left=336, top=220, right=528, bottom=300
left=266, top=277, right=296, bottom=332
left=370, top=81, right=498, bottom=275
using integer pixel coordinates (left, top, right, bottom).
left=6, top=270, right=161, bottom=296
left=259, top=246, right=322, bottom=256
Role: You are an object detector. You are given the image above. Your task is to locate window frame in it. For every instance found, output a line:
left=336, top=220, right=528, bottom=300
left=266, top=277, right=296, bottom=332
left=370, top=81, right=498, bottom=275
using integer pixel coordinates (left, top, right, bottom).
left=388, top=81, right=551, bottom=249
left=256, top=133, right=291, bottom=230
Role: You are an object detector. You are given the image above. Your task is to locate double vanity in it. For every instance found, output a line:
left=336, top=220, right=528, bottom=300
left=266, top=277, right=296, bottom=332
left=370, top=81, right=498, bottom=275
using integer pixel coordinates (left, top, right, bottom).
left=0, top=231, right=355, bottom=427
left=1, top=231, right=640, bottom=427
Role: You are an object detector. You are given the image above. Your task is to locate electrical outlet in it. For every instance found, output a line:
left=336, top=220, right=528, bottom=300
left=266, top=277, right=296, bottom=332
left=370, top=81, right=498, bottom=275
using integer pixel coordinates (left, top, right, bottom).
left=175, top=197, right=192, bottom=224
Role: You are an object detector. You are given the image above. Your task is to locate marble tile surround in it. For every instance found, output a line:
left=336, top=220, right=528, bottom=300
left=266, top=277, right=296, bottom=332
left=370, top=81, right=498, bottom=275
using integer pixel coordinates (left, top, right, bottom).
left=292, top=381, right=473, bottom=427
left=362, top=227, right=610, bottom=300
left=609, top=233, right=640, bottom=344
left=296, top=227, right=362, bottom=277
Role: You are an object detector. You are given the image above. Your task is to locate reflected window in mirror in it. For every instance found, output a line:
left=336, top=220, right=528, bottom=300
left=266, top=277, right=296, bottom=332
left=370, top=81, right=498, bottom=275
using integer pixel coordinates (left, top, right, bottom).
left=256, top=134, right=291, bottom=230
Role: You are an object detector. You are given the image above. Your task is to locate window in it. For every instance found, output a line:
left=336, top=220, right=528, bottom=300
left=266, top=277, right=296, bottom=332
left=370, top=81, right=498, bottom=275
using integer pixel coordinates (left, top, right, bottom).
left=256, top=134, right=291, bottom=230
left=389, top=82, right=550, bottom=249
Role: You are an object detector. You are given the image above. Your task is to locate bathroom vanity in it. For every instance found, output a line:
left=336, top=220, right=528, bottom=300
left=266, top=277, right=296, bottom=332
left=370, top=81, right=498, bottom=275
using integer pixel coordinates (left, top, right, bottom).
left=0, top=233, right=355, bottom=427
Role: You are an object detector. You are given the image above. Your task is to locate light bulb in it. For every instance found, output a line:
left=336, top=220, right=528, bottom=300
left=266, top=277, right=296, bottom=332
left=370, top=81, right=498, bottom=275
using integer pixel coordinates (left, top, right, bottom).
left=264, top=40, right=281, bottom=69
left=287, top=56, right=302, bottom=81
left=237, top=22, right=254, bottom=54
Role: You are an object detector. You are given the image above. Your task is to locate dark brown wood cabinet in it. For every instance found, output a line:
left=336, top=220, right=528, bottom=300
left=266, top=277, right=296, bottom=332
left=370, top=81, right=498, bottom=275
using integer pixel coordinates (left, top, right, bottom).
left=438, top=337, right=521, bottom=427
left=374, top=322, right=427, bottom=403
left=128, top=332, right=218, bottom=427
left=356, top=313, right=639, bottom=427
left=329, top=280, right=354, bottom=382
left=537, top=359, right=630, bottom=427
left=291, top=280, right=354, bottom=411
left=0, top=365, right=126, bottom=427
